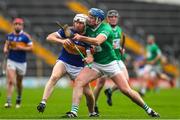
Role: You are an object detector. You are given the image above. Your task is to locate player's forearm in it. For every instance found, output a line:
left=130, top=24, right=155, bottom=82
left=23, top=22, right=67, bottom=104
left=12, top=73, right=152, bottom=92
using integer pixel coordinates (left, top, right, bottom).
left=46, top=34, right=64, bottom=44
left=3, top=41, right=9, bottom=54
left=47, top=36, right=63, bottom=44
left=147, top=55, right=161, bottom=64
left=153, top=55, right=161, bottom=63
left=21, top=46, right=33, bottom=51
left=79, top=36, right=101, bottom=45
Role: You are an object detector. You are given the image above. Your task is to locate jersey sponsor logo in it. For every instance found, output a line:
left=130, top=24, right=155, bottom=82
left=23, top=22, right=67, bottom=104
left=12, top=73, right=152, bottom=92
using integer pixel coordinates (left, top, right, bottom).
left=9, top=41, right=28, bottom=49
left=113, top=39, right=120, bottom=49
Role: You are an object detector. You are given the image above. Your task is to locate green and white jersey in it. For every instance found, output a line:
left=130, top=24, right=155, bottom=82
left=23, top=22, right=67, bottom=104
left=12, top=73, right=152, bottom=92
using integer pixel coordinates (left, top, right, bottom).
left=146, top=43, right=162, bottom=65
left=111, top=25, right=122, bottom=60
left=86, top=22, right=117, bottom=64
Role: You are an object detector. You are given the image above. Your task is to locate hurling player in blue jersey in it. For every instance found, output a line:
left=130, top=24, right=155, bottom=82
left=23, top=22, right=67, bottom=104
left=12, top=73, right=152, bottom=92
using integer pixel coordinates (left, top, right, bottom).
left=3, top=18, right=33, bottom=108
left=37, top=14, right=98, bottom=117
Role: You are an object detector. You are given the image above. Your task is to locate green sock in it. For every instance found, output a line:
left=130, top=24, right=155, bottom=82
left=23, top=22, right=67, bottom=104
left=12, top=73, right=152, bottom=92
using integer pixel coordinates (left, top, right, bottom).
left=143, top=104, right=152, bottom=114
left=71, top=105, right=78, bottom=115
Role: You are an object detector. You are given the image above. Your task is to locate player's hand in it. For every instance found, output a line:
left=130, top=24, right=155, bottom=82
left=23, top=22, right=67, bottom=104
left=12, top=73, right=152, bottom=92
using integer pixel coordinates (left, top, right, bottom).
left=120, top=48, right=125, bottom=54
left=63, top=39, right=73, bottom=46
left=3, top=47, right=9, bottom=54
left=83, top=55, right=94, bottom=64
left=73, top=33, right=82, bottom=41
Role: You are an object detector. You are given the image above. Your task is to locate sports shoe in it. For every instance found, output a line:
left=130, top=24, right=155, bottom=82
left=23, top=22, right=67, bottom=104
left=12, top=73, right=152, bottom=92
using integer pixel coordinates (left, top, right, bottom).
left=104, top=88, right=112, bottom=106
left=37, top=103, right=46, bottom=113
left=15, top=104, right=21, bottom=108
left=15, top=99, right=21, bottom=108
left=63, top=111, right=77, bottom=118
left=4, top=102, right=12, bottom=108
left=148, top=109, right=160, bottom=117
left=89, top=112, right=99, bottom=117
left=94, top=105, right=99, bottom=114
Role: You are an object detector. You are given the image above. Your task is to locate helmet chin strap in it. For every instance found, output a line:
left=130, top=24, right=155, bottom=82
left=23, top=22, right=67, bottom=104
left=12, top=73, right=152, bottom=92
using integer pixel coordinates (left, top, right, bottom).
left=95, top=17, right=99, bottom=24
left=81, top=24, right=86, bottom=35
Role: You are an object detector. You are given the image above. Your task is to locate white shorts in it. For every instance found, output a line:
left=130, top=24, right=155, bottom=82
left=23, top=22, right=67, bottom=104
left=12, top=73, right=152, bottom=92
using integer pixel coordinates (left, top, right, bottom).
left=90, top=60, right=125, bottom=78
left=118, top=60, right=126, bottom=69
left=136, top=67, right=145, bottom=77
left=58, top=60, right=83, bottom=80
left=7, top=59, right=27, bottom=76
left=144, top=64, right=162, bottom=77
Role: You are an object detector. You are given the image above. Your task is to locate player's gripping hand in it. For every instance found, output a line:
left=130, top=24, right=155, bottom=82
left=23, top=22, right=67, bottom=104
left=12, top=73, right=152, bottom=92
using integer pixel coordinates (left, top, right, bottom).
left=63, top=39, right=86, bottom=55
left=73, top=33, right=83, bottom=41
left=83, top=55, right=94, bottom=64
left=63, top=38, right=73, bottom=46
left=120, top=48, right=125, bottom=55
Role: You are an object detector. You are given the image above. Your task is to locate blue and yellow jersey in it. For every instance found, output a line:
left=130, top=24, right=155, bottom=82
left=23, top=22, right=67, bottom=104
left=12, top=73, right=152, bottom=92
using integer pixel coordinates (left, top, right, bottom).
left=56, top=28, right=90, bottom=67
left=6, top=31, right=32, bottom=63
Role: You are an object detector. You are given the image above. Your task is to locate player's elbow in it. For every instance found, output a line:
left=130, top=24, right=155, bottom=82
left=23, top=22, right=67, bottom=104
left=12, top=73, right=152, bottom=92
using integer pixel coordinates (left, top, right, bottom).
left=30, top=45, right=33, bottom=51
left=28, top=45, right=33, bottom=52
left=46, top=35, right=52, bottom=42
left=46, top=33, right=56, bottom=42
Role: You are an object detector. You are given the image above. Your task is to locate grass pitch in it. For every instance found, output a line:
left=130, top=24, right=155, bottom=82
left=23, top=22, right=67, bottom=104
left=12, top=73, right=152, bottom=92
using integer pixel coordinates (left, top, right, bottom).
left=0, top=87, right=180, bottom=119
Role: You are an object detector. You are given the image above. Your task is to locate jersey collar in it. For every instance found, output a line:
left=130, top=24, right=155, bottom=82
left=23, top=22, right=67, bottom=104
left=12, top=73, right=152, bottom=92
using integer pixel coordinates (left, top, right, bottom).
left=91, top=22, right=102, bottom=32
left=112, top=25, right=118, bottom=31
left=13, top=30, right=24, bottom=35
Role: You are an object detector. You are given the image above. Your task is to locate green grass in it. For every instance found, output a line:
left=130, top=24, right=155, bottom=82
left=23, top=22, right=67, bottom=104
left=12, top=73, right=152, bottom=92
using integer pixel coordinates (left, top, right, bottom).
left=0, top=87, right=180, bottom=119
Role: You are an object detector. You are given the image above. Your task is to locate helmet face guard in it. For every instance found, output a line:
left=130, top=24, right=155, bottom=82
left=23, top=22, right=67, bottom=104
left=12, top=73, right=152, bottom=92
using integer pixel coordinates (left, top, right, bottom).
left=107, top=10, right=119, bottom=17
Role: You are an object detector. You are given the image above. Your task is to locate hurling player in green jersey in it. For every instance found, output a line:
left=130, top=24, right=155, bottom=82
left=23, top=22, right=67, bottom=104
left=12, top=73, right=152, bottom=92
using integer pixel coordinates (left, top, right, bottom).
left=65, top=8, right=159, bottom=118
left=139, top=35, right=172, bottom=96
left=93, top=10, right=129, bottom=113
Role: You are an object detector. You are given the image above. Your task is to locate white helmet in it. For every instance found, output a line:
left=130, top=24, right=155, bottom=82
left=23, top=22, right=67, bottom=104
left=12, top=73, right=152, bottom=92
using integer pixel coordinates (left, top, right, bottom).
left=73, top=14, right=88, bottom=25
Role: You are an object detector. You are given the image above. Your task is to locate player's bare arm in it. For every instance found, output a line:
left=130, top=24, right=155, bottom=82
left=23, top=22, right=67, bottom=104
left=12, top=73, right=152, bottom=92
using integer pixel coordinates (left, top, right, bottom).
left=46, top=32, right=71, bottom=45
left=3, top=40, right=10, bottom=54
left=12, top=44, right=33, bottom=51
left=83, top=49, right=94, bottom=64
left=147, top=54, right=161, bottom=65
left=73, top=33, right=106, bottom=45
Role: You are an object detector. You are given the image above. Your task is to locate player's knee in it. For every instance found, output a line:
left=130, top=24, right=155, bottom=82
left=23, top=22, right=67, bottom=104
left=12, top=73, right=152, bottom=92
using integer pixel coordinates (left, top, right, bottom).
left=121, top=87, right=131, bottom=96
left=50, top=75, right=60, bottom=82
left=7, top=80, right=15, bottom=86
left=75, top=78, right=85, bottom=87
